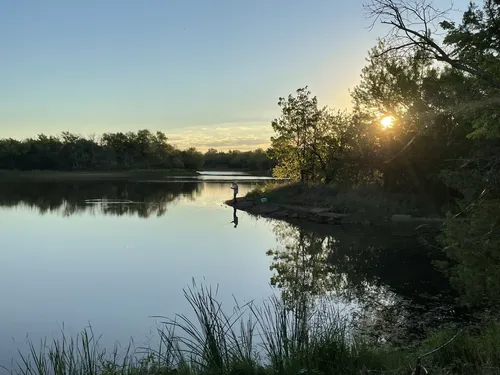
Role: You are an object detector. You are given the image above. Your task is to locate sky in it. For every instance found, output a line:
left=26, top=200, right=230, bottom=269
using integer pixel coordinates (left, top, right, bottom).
left=1, top=0, right=468, bottom=151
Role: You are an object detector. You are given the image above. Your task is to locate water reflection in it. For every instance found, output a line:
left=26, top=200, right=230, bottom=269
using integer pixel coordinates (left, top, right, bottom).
left=266, top=220, right=460, bottom=344
left=231, top=207, right=239, bottom=228
left=0, top=180, right=276, bottom=373
left=267, top=222, right=336, bottom=306
left=0, top=181, right=201, bottom=218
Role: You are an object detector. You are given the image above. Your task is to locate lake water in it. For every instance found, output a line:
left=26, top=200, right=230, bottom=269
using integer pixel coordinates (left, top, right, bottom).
left=0, top=172, right=458, bottom=371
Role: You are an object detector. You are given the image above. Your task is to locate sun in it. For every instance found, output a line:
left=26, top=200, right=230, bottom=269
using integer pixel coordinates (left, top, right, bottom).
left=380, top=115, right=394, bottom=129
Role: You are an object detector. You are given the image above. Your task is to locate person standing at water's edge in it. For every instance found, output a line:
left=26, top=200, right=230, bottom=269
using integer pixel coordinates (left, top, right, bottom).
left=230, top=182, right=239, bottom=203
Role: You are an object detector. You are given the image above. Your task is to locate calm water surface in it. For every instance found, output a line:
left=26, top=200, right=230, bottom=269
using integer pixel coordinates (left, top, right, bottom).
left=0, top=173, right=458, bottom=371
left=0, top=176, right=277, bottom=369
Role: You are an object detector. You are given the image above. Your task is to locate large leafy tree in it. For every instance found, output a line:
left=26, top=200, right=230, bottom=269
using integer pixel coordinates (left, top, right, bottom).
left=270, top=87, right=364, bottom=183
left=270, top=87, right=322, bottom=182
left=312, top=109, right=367, bottom=183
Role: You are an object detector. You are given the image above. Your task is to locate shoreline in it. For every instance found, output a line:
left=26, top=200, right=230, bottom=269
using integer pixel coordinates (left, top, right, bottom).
left=0, top=170, right=279, bottom=184
left=0, top=169, right=200, bottom=181
left=225, top=197, right=445, bottom=227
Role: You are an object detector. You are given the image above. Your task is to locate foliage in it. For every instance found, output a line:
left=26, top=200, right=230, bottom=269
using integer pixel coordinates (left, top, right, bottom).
left=439, top=198, right=500, bottom=308
left=269, top=88, right=371, bottom=184
left=269, top=87, right=322, bottom=182
left=418, top=323, right=500, bottom=373
left=311, top=109, right=368, bottom=183
left=365, top=0, right=500, bottom=89
left=203, top=148, right=275, bottom=173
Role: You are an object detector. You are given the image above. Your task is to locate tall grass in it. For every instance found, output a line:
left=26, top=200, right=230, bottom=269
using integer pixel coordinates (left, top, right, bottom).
left=152, top=283, right=258, bottom=374
left=10, top=327, right=135, bottom=375
left=6, top=283, right=500, bottom=375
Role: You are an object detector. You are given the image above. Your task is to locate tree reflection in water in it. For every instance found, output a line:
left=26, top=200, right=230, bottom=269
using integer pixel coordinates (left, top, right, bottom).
left=0, top=181, right=202, bottom=218
left=265, top=220, right=461, bottom=344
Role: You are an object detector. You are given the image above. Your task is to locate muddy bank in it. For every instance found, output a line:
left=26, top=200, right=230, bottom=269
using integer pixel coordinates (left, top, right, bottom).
left=225, top=198, right=444, bottom=226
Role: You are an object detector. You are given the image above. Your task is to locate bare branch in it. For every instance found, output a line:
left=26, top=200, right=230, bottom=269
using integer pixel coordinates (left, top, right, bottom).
left=371, top=42, right=420, bottom=57
left=365, top=0, right=500, bottom=89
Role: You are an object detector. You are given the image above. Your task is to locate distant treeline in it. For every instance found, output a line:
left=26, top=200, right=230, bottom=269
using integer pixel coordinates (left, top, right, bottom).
left=0, top=130, right=275, bottom=172
left=203, top=148, right=274, bottom=172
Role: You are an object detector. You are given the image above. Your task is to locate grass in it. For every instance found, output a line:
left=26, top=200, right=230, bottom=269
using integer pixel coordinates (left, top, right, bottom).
left=245, top=182, right=436, bottom=218
left=6, top=283, right=500, bottom=375
left=0, top=169, right=200, bottom=181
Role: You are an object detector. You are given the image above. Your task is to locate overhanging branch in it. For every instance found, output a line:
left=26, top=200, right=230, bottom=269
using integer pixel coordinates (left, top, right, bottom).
left=366, top=0, right=500, bottom=90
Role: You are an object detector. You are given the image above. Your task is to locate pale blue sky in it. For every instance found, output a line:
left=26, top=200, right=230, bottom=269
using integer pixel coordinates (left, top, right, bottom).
left=1, top=0, right=466, bottom=150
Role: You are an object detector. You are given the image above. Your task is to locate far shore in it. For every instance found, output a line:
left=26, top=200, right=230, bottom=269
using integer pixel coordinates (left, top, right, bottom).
left=201, top=167, right=273, bottom=176
left=0, top=169, right=200, bottom=181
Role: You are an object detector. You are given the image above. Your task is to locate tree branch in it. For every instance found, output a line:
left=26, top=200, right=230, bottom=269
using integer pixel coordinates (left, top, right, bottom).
left=366, top=0, right=500, bottom=90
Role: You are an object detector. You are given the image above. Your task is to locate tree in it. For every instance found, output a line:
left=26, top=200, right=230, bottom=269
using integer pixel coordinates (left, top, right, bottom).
left=202, top=148, right=274, bottom=172
left=351, top=41, right=443, bottom=201
left=310, top=109, right=364, bottom=183
left=270, top=87, right=322, bottom=182
left=181, top=147, right=205, bottom=170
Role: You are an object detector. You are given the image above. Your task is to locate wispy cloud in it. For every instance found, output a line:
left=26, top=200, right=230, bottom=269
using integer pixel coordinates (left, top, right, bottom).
left=166, top=121, right=273, bottom=151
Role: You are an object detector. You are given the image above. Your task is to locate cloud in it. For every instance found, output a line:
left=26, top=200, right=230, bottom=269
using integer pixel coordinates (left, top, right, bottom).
left=166, top=122, right=273, bottom=151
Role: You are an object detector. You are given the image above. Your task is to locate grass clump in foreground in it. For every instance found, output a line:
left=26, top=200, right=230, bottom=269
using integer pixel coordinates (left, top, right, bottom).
left=246, top=182, right=433, bottom=218
left=7, top=283, right=500, bottom=375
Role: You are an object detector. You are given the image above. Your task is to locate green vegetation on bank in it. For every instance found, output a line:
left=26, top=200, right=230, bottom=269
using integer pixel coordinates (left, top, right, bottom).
left=0, top=130, right=275, bottom=173
left=246, top=182, right=429, bottom=219
left=9, top=285, right=500, bottom=375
